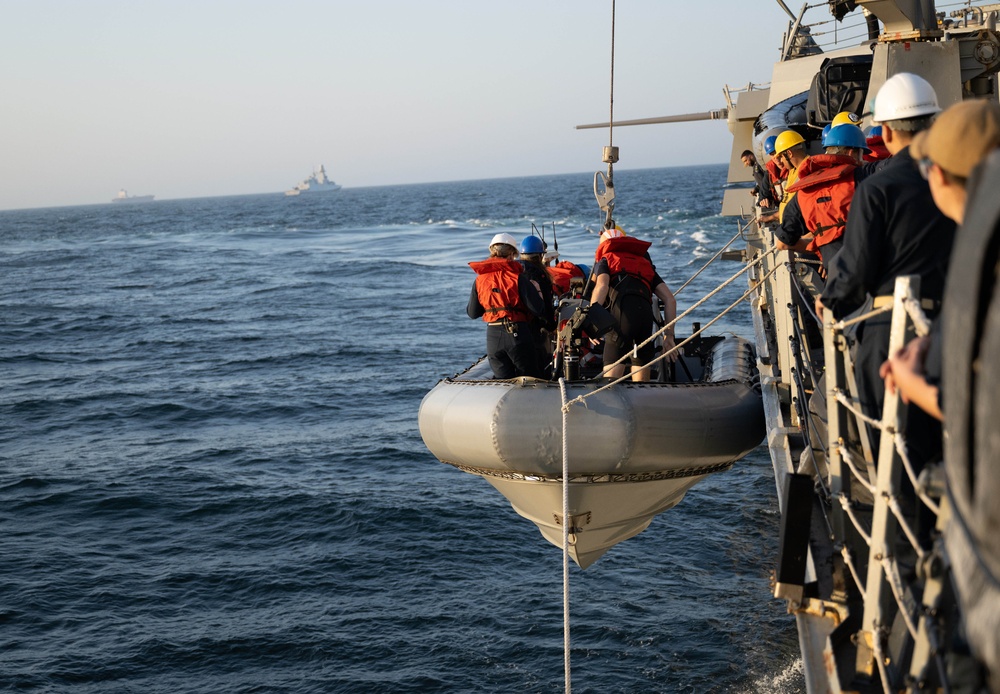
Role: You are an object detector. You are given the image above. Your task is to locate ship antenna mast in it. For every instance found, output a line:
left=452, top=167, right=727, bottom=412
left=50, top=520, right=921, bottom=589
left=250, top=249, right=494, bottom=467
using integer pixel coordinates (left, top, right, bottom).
left=594, top=0, right=619, bottom=230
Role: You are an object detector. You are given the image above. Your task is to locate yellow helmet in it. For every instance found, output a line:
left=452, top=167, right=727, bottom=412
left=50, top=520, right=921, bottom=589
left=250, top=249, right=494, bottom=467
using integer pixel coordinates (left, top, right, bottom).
left=774, top=130, right=806, bottom=155
left=831, top=111, right=862, bottom=127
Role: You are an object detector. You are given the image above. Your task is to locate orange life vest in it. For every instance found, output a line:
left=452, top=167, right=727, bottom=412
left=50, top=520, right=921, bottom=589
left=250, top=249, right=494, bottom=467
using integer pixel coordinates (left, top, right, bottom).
left=786, top=153, right=858, bottom=258
left=469, top=257, right=530, bottom=323
left=594, top=237, right=656, bottom=290
left=548, top=261, right=585, bottom=296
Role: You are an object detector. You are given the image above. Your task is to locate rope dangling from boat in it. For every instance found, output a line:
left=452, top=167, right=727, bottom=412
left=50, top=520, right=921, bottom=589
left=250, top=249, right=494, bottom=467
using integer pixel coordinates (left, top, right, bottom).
left=593, top=0, right=619, bottom=230
left=558, top=377, right=573, bottom=694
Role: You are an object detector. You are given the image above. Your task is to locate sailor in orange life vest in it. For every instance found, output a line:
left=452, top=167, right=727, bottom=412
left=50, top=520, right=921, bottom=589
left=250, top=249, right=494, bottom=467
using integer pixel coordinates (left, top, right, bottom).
left=467, top=233, right=549, bottom=379
left=589, top=227, right=678, bottom=382
left=775, top=123, right=872, bottom=272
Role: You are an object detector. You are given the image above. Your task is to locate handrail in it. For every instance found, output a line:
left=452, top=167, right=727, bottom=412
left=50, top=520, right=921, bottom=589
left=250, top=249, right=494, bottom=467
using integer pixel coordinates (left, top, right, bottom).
left=821, top=274, right=953, bottom=688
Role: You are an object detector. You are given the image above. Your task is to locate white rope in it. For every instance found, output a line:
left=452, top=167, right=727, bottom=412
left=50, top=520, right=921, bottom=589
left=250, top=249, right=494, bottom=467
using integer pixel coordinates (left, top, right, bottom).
left=590, top=248, right=774, bottom=381
left=837, top=443, right=877, bottom=495
left=886, top=494, right=928, bottom=563
left=841, top=545, right=867, bottom=602
left=833, top=303, right=892, bottom=331
left=673, top=229, right=744, bottom=297
left=564, top=260, right=780, bottom=410
left=902, top=297, right=931, bottom=337
left=872, top=628, right=895, bottom=694
left=837, top=494, right=872, bottom=545
left=880, top=556, right=920, bottom=640
left=833, top=388, right=885, bottom=430
left=892, top=432, right=941, bottom=516
left=558, top=378, right=572, bottom=694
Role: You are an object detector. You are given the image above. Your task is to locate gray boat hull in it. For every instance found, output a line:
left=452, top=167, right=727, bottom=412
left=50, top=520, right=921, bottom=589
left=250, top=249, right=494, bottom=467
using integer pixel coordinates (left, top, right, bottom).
left=419, top=337, right=765, bottom=567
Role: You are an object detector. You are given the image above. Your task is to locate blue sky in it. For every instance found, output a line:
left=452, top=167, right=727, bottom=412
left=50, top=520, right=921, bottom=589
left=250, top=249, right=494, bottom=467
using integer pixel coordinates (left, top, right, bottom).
left=1, top=1, right=796, bottom=210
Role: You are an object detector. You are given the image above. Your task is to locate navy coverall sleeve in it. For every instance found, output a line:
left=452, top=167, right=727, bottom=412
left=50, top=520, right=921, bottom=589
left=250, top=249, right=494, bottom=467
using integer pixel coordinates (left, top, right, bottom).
left=777, top=195, right=807, bottom=247
left=467, top=282, right=485, bottom=319
left=518, top=274, right=547, bottom=318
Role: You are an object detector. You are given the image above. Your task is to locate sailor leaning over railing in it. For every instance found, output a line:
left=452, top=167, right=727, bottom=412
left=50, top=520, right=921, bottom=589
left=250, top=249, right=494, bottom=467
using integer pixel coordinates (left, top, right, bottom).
left=816, top=74, right=956, bottom=463
left=773, top=122, right=878, bottom=277
left=877, top=98, right=1000, bottom=690
left=753, top=79, right=1000, bottom=689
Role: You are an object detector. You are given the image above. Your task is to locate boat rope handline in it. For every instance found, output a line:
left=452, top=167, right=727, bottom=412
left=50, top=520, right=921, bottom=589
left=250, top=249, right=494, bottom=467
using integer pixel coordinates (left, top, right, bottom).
left=588, top=258, right=779, bottom=401
left=442, top=459, right=738, bottom=483
left=558, top=377, right=572, bottom=694
left=673, top=229, right=744, bottom=297
left=595, top=247, right=776, bottom=381
left=833, top=303, right=893, bottom=331
left=564, top=260, right=780, bottom=411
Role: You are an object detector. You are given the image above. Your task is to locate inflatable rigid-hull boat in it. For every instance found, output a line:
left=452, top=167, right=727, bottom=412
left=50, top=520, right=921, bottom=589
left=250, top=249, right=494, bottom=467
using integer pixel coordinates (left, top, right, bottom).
left=418, top=335, right=765, bottom=568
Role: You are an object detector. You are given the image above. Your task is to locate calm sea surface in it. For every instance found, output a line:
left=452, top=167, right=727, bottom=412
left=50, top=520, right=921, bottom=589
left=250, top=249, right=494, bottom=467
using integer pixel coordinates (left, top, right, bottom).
left=1, top=166, right=804, bottom=693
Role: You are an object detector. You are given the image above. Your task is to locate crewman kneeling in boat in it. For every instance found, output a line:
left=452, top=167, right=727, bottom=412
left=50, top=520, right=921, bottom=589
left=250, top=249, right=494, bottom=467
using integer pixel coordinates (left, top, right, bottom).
left=467, top=233, right=548, bottom=379
left=590, top=227, right=678, bottom=382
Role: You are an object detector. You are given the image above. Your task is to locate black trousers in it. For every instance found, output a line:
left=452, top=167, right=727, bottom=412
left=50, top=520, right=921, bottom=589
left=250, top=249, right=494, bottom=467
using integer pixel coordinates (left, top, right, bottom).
left=486, top=323, right=540, bottom=379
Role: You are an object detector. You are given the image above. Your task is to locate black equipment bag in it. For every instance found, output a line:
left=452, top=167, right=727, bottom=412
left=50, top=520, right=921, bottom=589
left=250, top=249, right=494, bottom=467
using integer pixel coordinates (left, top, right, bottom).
left=806, top=54, right=874, bottom=127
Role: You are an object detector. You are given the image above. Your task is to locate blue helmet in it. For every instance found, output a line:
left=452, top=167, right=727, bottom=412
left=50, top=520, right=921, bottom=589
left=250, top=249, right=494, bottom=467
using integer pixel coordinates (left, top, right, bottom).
left=825, top=123, right=870, bottom=152
left=764, top=135, right=777, bottom=156
left=519, top=235, right=544, bottom=255
left=576, top=263, right=591, bottom=279
left=867, top=125, right=883, bottom=139
left=821, top=123, right=832, bottom=146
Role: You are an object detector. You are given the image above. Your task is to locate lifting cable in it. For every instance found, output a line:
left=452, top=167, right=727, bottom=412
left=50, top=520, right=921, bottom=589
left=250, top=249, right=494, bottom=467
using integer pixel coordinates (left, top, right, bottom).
left=561, top=5, right=617, bottom=691
left=594, top=0, right=619, bottom=231
left=558, top=378, right=572, bottom=694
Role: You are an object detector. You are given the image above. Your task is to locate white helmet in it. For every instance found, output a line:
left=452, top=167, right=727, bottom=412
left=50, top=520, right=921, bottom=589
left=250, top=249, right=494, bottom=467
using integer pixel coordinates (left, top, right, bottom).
left=872, top=73, right=941, bottom=123
left=489, top=232, right=518, bottom=250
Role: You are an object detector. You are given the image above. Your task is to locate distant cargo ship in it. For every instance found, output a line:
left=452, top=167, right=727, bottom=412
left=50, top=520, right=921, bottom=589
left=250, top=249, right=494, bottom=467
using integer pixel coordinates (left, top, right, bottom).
left=285, top=165, right=342, bottom=196
left=112, top=189, right=154, bottom=204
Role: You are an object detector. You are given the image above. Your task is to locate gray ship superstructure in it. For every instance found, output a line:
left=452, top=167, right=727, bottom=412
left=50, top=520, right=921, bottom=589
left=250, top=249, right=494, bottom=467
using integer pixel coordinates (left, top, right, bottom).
left=726, top=2, right=999, bottom=691
left=581, top=0, right=1000, bottom=689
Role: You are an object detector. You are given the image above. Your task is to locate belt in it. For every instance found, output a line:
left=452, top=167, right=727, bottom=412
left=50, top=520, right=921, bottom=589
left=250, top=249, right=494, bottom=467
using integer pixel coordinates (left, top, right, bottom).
left=872, top=295, right=939, bottom=310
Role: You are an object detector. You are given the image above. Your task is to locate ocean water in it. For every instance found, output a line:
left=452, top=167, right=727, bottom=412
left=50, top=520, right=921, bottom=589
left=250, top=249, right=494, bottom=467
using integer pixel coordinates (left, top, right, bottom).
left=1, top=166, right=804, bottom=693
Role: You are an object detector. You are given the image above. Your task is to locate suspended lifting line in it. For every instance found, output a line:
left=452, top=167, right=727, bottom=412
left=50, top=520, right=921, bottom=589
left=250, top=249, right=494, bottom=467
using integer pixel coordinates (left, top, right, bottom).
left=559, top=378, right=572, bottom=694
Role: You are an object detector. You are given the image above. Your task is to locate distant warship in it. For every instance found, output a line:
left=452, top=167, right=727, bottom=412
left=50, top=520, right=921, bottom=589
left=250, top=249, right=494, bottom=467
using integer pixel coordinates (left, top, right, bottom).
left=284, top=165, right=341, bottom=196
